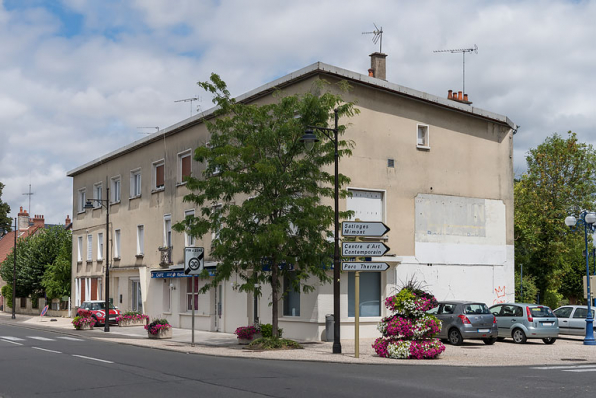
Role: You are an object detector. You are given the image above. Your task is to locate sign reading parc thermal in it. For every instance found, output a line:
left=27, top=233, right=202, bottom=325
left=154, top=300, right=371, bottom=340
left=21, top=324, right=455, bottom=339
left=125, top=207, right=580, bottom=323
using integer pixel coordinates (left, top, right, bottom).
left=341, top=262, right=390, bottom=271
left=341, top=242, right=390, bottom=257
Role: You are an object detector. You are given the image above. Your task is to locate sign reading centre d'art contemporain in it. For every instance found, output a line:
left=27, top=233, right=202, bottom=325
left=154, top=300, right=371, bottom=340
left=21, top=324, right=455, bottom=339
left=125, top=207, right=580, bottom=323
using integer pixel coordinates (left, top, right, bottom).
left=341, top=242, right=390, bottom=257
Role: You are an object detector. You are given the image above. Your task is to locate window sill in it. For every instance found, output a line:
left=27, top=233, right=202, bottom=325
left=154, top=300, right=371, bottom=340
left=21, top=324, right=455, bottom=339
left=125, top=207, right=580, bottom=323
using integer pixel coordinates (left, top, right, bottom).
left=113, top=257, right=121, bottom=261
left=77, top=210, right=86, bottom=215
left=129, top=195, right=141, bottom=200
left=77, top=261, right=82, bottom=265
left=416, top=145, right=430, bottom=151
left=110, top=200, right=121, bottom=206
left=86, top=260, right=93, bottom=264
left=151, top=187, right=165, bottom=194
left=135, top=254, right=144, bottom=259
left=97, top=259, right=103, bottom=263
left=176, top=182, right=187, bottom=187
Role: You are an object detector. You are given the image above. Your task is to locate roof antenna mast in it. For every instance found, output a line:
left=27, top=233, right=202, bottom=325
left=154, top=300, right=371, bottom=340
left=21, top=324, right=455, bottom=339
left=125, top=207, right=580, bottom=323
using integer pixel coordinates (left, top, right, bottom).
left=434, top=44, right=478, bottom=95
left=175, top=96, right=201, bottom=117
left=22, top=184, right=34, bottom=214
left=362, top=23, right=383, bottom=53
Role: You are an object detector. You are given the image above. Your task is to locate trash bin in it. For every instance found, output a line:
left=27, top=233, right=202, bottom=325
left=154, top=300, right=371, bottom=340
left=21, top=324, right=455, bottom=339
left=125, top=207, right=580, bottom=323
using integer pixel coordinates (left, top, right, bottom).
left=325, top=314, right=334, bottom=342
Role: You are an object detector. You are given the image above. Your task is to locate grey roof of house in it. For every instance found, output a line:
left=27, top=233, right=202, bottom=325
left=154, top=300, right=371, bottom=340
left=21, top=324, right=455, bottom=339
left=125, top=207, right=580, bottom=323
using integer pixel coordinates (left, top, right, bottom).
left=68, top=62, right=517, bottom=177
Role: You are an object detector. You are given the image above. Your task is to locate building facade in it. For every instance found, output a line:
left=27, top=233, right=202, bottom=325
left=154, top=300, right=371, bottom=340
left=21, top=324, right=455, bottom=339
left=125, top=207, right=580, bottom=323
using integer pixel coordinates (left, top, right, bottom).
left=68, top=55, right=516, bottom=341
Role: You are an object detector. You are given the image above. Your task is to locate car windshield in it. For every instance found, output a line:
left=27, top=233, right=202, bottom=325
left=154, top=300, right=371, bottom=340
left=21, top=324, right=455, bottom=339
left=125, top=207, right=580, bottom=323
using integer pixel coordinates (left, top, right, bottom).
left=529, top=306, right=554, bottom=317
left=87, top=302, right=117, bottom=310
left=463, top=304, right=490, bottom=315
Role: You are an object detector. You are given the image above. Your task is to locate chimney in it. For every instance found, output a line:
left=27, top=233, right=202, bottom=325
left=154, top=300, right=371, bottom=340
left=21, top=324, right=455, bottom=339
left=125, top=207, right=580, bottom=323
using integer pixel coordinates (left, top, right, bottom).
left=447, top=90, right=453, bottom=99
left=369, top=52, right=387, bottom=80
left=368, top=68, right=374, bottom=77
left=32, top=214, right=44, bottom=228
left=65, top=215, right=71, bottom=226
left=18, top=207, right=30, bottom=231
left=458, top=91, right=463, bottom=101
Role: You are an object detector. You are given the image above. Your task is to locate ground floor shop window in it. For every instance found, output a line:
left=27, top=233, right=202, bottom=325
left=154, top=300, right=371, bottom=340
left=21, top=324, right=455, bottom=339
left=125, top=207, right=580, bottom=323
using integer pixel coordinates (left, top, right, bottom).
left=283, top=273, right=300, bottom=317
left=131, top=279, right=142, bottom=313
left=348, top=272, right=381, bottom=317
left=187, top=277, right=199, bottom=310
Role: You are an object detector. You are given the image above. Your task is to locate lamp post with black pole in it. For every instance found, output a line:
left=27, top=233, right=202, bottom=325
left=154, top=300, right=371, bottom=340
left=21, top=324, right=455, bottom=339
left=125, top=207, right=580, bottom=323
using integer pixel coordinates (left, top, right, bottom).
left=12, top=217, right=16, bottom=319
left=301, top=108, right=342, bottom=354
left=565, top=211, right=596, bottom=345
left=84, top=185, right=111, bottom=332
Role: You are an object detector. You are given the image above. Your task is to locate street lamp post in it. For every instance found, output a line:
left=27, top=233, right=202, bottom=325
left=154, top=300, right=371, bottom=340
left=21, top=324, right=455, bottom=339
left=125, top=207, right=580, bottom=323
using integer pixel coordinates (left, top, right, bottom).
left=84, top=186, right=111, bottom=333
left=301, top=109, right=342, bottom=354
left=565, top=211, right=596, bottom=345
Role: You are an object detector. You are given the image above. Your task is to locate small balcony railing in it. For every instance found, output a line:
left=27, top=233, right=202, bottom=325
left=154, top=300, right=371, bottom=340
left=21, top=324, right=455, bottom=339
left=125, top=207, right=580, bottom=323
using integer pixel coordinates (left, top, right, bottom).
left=159, top=246, right=173, bottom=267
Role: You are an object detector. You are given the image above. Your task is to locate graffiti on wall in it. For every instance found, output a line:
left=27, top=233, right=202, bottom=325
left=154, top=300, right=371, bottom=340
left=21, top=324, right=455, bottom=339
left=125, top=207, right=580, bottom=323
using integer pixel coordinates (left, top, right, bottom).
left=493, top=286, right=506, bottom=304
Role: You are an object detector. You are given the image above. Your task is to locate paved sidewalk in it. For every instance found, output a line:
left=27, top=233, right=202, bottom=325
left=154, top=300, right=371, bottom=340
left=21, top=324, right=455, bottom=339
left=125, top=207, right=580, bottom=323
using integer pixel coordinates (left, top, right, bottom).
left=1, top=312, right=595, bottom=367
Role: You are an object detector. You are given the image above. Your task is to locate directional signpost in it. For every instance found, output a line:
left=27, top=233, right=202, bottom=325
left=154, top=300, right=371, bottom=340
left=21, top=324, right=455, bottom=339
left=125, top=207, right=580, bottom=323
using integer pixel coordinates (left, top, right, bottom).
left=341, top=262, right=390, bottom=271
left=341, top=221, right=391, bottom=358
left=342, top=221, right=390, bottom=237
left=184, top=247, right=204, bottom=347
left=341, top=242, right=390, bottom=257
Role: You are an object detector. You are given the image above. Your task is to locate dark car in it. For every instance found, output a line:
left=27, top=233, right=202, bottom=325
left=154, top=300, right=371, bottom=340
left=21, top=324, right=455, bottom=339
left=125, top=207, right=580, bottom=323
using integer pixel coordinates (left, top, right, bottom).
left=76, top=300, right=121, bottom=325
left=427, top=301, right=498, bottom=345
left=489, top=303, right=558, bottom=344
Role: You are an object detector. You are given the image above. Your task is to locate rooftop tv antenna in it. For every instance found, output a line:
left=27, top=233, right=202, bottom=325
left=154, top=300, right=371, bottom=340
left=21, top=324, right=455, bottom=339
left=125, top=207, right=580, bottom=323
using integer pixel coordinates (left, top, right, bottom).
left=22, top=184, right=34, bottom=215
left=175, top=96, right=201, bottom=117
left=434, top=44, right=478, bottom=95
left=137, top=127, right=159, bottom=135
left=362, top=23, right=383, bottom=53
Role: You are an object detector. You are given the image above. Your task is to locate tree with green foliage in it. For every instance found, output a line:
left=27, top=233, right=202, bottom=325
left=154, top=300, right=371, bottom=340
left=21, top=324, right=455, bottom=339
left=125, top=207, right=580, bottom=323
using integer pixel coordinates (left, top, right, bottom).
left=0, top=182, right=11, bottom=236
left=0, top=226, right=71, bottom=300
left=174, top=74, right=358, bottom=337
left=514, top=132, right=596, bottom=308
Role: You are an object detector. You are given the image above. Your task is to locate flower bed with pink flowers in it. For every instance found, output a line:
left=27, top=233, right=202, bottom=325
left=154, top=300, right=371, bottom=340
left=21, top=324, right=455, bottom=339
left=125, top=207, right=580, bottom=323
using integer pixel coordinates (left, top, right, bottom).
left=372, top=282, right=445, bottom=360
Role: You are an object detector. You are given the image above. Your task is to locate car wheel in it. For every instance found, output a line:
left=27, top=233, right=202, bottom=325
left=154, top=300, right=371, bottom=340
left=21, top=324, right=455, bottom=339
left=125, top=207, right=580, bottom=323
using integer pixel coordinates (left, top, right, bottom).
left=483, top=337, right=497, bottom=345
left=512, top=328, right=527, bottom=344
left=448, top=328, right=464, bottom=346
left=543, top=337, right=557, bottom=345
left=92, top=315, right=100, bottom=326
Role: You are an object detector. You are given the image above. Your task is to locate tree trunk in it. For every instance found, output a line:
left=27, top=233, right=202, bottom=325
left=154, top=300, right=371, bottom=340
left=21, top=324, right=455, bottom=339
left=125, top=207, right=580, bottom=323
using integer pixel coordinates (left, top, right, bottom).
left=271, top=258, right=279, bottom=338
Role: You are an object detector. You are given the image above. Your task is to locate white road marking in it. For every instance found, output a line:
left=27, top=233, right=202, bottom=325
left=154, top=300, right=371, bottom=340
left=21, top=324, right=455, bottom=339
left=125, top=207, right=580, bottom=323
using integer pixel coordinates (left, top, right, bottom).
left=28, top=336, right=55, bottom=341
left=564, top=368, right=596, bottom=373
left=57, top=336, right=84, bottom=341
left=72, top=355, right=113, bottom=364
left=108, top=332, right=141, bottom=337
left=32, top=347, right=62, bottom=354
left=0, top=336, right=25, bottom=341
left=531, top=365, right=596, bottom=370
left=1, top=339, right=23, bottom=345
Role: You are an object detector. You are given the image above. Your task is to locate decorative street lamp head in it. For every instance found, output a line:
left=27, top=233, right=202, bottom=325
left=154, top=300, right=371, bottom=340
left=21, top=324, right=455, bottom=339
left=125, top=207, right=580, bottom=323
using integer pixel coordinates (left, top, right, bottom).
left=586, top=212, right=596, bottom=224
left=300, top=129, right=319, bottom=152
left=565, top=215, right=577, bottom=227
left=84, top=200, right=94, bottom=210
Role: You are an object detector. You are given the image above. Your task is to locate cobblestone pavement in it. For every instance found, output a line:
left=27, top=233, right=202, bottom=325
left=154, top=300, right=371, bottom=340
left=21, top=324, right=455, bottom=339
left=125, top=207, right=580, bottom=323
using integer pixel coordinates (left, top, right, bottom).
left=2, top=312, right=595, bottom=366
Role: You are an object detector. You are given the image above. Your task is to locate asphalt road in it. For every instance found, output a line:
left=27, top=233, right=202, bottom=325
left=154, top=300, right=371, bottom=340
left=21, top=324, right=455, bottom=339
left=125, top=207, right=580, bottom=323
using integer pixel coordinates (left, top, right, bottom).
left=1, top=323, right=595, bottom=398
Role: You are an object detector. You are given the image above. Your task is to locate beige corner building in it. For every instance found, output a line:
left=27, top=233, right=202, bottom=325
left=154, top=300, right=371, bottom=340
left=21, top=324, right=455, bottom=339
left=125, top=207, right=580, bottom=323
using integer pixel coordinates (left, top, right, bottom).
left=68, top=54, right=516, bottom=341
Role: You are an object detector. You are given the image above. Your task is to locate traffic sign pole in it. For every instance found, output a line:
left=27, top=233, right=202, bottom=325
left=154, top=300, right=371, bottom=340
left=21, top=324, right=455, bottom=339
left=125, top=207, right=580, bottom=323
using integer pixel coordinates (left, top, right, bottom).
left=355, top=271, right=360, bottom=358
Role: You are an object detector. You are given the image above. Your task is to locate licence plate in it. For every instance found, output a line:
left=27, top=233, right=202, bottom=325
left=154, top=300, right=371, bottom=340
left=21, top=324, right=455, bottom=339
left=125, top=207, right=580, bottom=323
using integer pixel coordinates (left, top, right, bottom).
left=477, top=329, right=490, bottom=333
left=542, top=322, right=554, bottom=326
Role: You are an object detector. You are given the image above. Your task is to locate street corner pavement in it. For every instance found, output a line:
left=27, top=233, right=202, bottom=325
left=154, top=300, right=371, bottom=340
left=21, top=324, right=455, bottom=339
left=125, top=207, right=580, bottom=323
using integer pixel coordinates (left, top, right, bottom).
left=1, top=311, right=595, bottom=366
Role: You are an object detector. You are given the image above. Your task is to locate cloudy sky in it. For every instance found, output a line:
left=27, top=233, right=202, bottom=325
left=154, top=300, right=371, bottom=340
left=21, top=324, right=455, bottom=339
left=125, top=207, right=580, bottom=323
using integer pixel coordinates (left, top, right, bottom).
left=1, top=0, right=595, bottom=225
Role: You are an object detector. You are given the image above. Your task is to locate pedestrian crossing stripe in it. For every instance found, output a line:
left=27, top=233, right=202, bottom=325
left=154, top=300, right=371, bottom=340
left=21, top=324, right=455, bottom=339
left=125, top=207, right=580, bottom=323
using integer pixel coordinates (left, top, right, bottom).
left=0, top=336, right=84, bottom=342
left=531, top=365, right=596, bottom=370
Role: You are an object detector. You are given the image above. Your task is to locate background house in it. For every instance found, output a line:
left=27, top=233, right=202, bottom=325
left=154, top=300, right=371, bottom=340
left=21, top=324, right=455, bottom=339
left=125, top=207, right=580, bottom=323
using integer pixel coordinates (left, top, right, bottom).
left=68, top=54, right=516, bottom=340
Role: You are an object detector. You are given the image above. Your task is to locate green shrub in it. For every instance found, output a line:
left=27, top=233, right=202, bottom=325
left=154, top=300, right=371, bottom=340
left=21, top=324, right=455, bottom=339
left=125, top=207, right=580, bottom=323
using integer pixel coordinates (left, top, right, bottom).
left=1, top=285, right=12, bottom=309
left=259, top=323, right=283, bottom=338
left=248, top=337, right=302, bottom=350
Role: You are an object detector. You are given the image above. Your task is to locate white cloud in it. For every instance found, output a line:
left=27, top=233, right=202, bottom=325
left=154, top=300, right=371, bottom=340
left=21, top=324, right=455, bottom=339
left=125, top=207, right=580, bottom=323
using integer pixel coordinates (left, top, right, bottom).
left=1, top=0, right=596, bottom=224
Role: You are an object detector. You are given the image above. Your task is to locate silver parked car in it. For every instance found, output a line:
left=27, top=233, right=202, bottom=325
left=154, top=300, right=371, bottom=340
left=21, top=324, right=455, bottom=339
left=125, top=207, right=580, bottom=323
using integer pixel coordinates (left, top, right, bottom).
left=427, top=301, right=498, bottom=346
left=553, top=305, right=596, bottom=336
left=489, top=303, right=559, bottom=344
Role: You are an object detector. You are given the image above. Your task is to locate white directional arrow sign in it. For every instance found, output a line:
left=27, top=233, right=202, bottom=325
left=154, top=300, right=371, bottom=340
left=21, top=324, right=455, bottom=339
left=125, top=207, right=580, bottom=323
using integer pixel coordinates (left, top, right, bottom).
left=341, top=242, right=390, bottom=257
left=341, top=262, right=390, bottom=271
left=341, top=221, right=390, bottom=237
